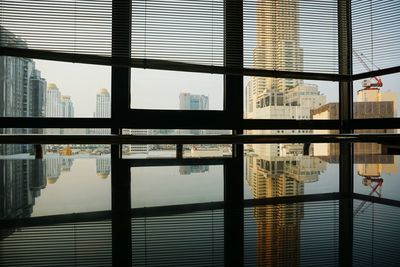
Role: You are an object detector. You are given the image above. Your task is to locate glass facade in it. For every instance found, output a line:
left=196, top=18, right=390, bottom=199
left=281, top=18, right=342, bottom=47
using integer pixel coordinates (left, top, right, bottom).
left=1, top=0, right=399, bottom=266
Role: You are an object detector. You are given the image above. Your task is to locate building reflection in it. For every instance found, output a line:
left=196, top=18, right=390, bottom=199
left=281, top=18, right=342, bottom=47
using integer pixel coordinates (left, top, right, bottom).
left=179, top=165, right=209, bottom=175
left=245, top=143, right=327, bottom=265
left=96, top=157, right=111, bottom=179
left=0, top=158, right=77, bottom=221
left=0, top=160, right=43, bottom=220
left=245, top=142, right=399, bottom=265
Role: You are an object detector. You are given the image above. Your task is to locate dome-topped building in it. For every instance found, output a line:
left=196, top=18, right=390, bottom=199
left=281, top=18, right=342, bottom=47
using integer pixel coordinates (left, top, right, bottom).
left=47, top=83, right=58, bottom=90
left=98, top=88, right=109, bottom=95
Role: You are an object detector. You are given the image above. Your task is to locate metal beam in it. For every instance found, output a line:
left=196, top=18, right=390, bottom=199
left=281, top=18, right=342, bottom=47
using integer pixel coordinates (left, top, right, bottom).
left=0, top=47, right=349, bottom=82
left=338, top=1, right=353, bottom=266
left=0, top=133, right=399, bottom=144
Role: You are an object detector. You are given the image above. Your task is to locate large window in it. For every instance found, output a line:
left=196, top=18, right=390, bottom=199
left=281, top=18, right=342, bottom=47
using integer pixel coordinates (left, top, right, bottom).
left=1, top=1, right=400, bottom=266
left=0, top=0, right=398, bottom=231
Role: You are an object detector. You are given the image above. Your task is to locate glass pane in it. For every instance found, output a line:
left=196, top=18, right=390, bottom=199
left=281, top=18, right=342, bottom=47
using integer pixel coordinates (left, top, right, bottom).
left=353, top=200, right=400, bottom=266
left=244, top=201, right=339, bottom=266
left=353, top=72, right=399, bottom=119
left=0, top=220, right=112, bottom=267
left=244, top=77, right=338, bottom=120
left=244, top=143, right=339, bottom=199
left=132, top=210, right=224, bottom=266
left=0, top=153, right=111, bottom=219
left=244, top=0, right=338, bottom=73
left=183, top=144, right=232, bottom=158
left=0, top=57, right=110, bottom=118
left=352, top=0, right=400, bottom=74
left=131, top=0, right=223, bottom=66
left=131, top=165, right=223, bottom=208
left=0, top=0, right=112, bottom=56
left=353, top=143, right=400, bottom=201
left=131, top=69, right=223, bottom=110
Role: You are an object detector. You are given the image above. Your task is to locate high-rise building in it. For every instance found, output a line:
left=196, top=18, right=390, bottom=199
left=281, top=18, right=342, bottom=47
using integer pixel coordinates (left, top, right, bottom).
left=243, top=2, right=326, bottom=264
left=0, top=27, right=46, bottom=154
left=95, top=88, right=111, bottom=118
left=30, top=70, right=47, bottom=135
left=61, top=95, right=74, bottom=118
left=46, top=83, right=74, bottom=118
left=96, top=157, right=111, bottom=179
left=179, top=93, right=209, bottom=110
left=45, top=83, right=75, bottom=135
left=45, top=83, right=62, bottom=117
left=0, top=159, right=46, bottom=220
left=179, top=165, right=209, bottom=175
left=245, top=150, right=328, bottom=266
left=179, top=93, right=209, bottom=135
left=250, top=0, right=303, bottom=93
left=94, top=88, right=111, bottom=135
left=245, top=0, right=326, bottom=157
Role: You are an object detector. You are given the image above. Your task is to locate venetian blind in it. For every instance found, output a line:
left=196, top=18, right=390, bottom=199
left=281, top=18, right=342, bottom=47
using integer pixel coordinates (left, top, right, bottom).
left=131, top=0, right=224, bottom=68
left=244, top=0, right=339, bottom=74
left=352, top=0, right=400, bottom=74
left=0, top=0, right=112, bottom=58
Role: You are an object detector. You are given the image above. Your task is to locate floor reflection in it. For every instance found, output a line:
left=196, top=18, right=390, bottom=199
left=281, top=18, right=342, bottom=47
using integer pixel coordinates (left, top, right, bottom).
left=0, top=156, right=111, bottom=220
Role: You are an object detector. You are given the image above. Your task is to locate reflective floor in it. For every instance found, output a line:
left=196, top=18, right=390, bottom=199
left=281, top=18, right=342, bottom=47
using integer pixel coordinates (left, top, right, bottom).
left=1, top=199, right=400, bottom=266
left=1, top=145, right=400, bottom=266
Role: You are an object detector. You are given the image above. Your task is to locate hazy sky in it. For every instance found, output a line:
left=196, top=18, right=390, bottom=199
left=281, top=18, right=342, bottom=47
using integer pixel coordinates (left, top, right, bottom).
left=35, top=58, right=398, bottom=118
left=35, top=60, right=111, bottom=117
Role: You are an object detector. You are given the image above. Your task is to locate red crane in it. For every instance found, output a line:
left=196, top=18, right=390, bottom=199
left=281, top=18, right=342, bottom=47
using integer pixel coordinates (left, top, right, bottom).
left=353, top=50, right=383, bottom=92
left=353, top=177, right=384, bottom=217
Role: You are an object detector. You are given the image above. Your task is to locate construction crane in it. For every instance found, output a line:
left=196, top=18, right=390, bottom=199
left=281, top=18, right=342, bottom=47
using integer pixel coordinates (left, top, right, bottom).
left=353, top=50, right=383, bottom=92
left=353, top=176, right=383, bottom=217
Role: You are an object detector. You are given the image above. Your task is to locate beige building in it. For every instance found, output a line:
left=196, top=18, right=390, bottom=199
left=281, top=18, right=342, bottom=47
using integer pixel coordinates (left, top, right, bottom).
left=312, top=89, right=397, bottom=178
left=244, top=1, right=331, bottom=265
left=245, top=0, right=326, bottom=157
left=246, top=83, right=326, bottom=156
left=245, top=147, right=328, bottom=266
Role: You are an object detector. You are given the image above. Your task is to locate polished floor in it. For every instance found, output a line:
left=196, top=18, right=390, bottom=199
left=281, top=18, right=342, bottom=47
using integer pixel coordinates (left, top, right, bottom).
left=1, top=197, right=399, bottom=267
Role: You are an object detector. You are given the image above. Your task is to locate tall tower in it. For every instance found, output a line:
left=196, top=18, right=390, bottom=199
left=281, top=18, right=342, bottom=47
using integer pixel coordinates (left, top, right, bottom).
left=243, top=2, right=322, bottom=265
left=179, top=93, right=209, bottom=110
left=45, top=83, right=62, bottom=117
left=179, top=93, right=209, bottom=135
left=0, top=27, right=46, bottom=154
left=245, top=0, right=325, bottom=157
left=251, top=0, right=303, bottom=95
left=96, top=157, right=111, bottom=179
left=95, top=88, right=111, bottom=118
left=95, top=88, right=111, bottom=135
left=60, top=95, right=74, bottom=118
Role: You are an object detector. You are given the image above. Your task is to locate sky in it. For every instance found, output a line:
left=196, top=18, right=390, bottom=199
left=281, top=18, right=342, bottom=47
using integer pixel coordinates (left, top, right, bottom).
left=35, top=59, right=111, bottom=117
left=34, top=58, right=399, bottom=118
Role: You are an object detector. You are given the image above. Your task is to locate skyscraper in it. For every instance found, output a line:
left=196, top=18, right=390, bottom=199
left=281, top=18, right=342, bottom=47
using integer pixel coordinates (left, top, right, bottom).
left=94, top=88, right=111, bottom=135
left=45, top=83, right=75, bottom=135
left=179, top=93, right=209, bottom=135
left=179, top=93, right=209, bottom=110
left=45, top=83, right=62, bottom=117
left=250, top=0, right=303, bottom=93
left=0, top=159, right=46, bottom=220
left=95, top=88, right=111, bottom=118
left=0, top=27, right=46, bottom=154
left=243, top=3, right=325, bottom=264
left=96, top=157, right=111, bottom=179
left=61, top=95, right=74, bottom=118
left=245, top=0, right=325, bottom=157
